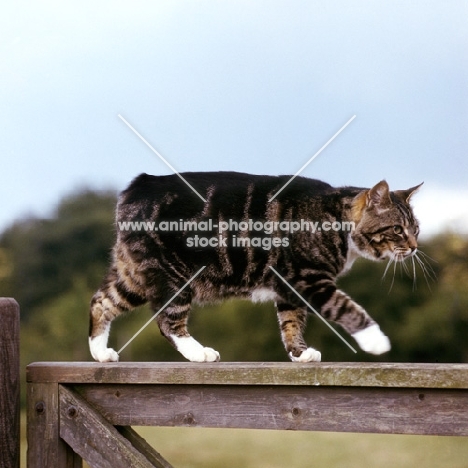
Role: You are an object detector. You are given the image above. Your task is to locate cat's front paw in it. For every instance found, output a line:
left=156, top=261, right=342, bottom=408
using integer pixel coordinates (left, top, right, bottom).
left=185, top=346, right=220, bottom=362
left=89, top=336, right=120, bottom=362
left=99, top=348, right=120, bottom=362
left=199, top=347, right=221, bottom=362
left=171, top=335, right=221, bottom=362
left=289, top=347, right=322, bottom=363
left=92, top=347, right=120, bottom=362
left=352, top=324, right=391, bottom=355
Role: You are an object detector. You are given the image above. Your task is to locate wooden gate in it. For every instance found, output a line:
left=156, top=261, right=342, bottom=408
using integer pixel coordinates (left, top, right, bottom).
left=27, top=361, right=468, bottom=467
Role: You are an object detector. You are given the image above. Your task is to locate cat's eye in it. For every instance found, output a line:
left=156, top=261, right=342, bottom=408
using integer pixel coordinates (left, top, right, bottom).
left=393, top=225, right=403, bottom=235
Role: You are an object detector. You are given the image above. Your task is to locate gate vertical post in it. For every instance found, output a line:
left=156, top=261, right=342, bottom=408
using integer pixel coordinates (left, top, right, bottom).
left=0, top=298, right=20, bottom=468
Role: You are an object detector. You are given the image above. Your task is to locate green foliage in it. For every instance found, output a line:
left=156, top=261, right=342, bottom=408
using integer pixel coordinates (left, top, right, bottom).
left=0, top=189, right=116, bottom=319
left=21, top=277, right=91, bottom=364
left=0, top=188, right=467, bottom=368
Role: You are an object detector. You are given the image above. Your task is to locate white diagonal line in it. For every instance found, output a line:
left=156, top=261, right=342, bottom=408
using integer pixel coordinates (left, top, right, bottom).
left=268, top=115, right=356, bottom=202
left=118, top=114, right=207, bottom=202
left=269, top=266, right=357, bottom=353
left=118, top=266, right=206, bottom=355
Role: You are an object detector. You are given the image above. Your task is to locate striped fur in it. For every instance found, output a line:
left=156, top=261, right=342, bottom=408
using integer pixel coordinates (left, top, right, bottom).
left=89, top=172, right=421, bottom=362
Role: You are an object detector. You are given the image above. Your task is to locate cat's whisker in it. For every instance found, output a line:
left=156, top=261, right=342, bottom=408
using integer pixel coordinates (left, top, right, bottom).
left=382, top=246, right=435, bottom=293
left=416, top=250, right=437, bottom=280
left=413, top=252, right=435, bottom=291
left=411, top=255, right=417, bottom=291
left=401, top=257, right=410, bottom=276
left=383, top=253, right=398, bottom=294
left=415, top=257, right=432, bottom=290
left=389, top=255, right=397, bottom=292
left=382, top=257, right=394, bottom=282
left=385, top=247, right=419, bottom=293
left=417, top=249, right=438, bottom=264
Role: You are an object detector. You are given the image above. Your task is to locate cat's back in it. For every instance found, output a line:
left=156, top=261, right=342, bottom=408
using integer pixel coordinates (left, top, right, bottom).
left=120, top=171, right=335, bottom=205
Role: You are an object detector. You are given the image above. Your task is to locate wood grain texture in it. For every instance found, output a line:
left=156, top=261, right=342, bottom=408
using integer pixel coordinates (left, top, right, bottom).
left=26, top=362, right=468, bottom=389
left=74, top=383, right=468, bottom=436
left=27, top=382, right=81, bottom=468
left=59, top=385, right=172, bottom=468
left=0, top=298, right=20, bottom=468
left=26, top=360, right=468, bottom=467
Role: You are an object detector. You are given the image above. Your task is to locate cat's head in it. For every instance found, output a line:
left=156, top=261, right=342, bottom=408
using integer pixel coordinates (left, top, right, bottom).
left=351, top=180, right=423, bottom=262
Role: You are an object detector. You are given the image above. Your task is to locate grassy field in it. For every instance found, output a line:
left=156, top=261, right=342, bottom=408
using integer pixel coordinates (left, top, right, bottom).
left=22, top=417, right=468, bottom=468
left=134, top=427, right=468, bottom=468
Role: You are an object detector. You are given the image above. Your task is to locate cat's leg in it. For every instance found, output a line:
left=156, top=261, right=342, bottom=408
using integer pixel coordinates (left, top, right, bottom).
left=310, top=283, right=391, bottom=355
left=155, top=301, right=220, bottom=363
left=276, top=303, right=321, bottom=362
left=89, top=266, right=146, bottom=362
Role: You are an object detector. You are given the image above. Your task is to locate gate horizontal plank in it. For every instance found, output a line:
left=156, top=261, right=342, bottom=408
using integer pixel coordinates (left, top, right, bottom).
left=27, top=362, right=468, bottom=389
left=75, top=383, right=468, bottom=436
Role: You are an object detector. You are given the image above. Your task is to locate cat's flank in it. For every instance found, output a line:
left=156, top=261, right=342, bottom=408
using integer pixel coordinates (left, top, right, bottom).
left=89, top=172, right=422, bottom=363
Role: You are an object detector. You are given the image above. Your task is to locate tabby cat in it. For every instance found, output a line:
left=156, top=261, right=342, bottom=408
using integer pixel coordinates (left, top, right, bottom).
left=89, top=172, right=422, bottom=363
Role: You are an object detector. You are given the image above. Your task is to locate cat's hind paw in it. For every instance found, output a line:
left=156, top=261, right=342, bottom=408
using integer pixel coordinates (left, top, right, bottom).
left=352, top=324, right=391, bottom=355
left=289, top=347, right=322, bottom=363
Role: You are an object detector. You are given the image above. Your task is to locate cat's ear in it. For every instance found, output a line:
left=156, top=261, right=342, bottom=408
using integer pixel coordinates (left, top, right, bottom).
left=367, top=180, right=391, bottom=208
left=394, top=182, right=424, bottom=203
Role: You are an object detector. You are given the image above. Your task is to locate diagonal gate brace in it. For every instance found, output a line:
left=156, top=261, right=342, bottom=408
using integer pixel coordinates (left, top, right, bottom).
left=59, top=385, right=173, bottom=468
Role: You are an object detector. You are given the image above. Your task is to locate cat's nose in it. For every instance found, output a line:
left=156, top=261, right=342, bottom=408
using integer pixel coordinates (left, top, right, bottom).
left=408, top=238, right=418, bottom=252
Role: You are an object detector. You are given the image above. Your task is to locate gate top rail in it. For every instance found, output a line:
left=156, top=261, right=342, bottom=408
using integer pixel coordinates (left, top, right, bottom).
left=27, top=361, right=468, bottom=389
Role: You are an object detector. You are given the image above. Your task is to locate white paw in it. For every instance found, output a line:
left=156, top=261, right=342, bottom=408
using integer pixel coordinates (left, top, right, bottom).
left=96, top=348, right=120, bottom=362
left=171, top=335, right=220, bottom=362
left=89, top=335, right=120, bottom=362
left=352, top=324, right=391, bottom=355
left=89, top=335, right=119, bottom=362
left=197, top=347, right=221, bottom=363
left=289, top=347, right=322, bottom=362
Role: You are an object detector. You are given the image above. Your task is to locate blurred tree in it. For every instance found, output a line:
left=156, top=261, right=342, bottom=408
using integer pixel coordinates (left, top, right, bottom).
left=21, top=277, right=92, bottom=364
left=396, top=234, right=468, bottom=362
left=0, top=189, right=116, bottom=319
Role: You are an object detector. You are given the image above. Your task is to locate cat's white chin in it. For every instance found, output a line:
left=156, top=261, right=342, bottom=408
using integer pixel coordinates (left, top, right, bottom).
left=289, top=347, right=322, bottom=363
left=352, top=324, right=391, bottom=355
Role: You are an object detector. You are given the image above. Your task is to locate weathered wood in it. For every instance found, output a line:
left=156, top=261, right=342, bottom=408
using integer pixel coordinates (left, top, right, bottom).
left=26, top=361, right=468, bottom=389
left=26, top=361, right=468, bottom=466
left=74, top=383, right=468, bottom=436
left=0, top=298, right=20, bottom=468
left=27, top=383, right=81, bottom=468
left=59, top=385, right=170, bottom=468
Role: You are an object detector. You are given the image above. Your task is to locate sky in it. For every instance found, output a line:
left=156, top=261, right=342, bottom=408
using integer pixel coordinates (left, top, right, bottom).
left=1, top=1, right=467, bottom=238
